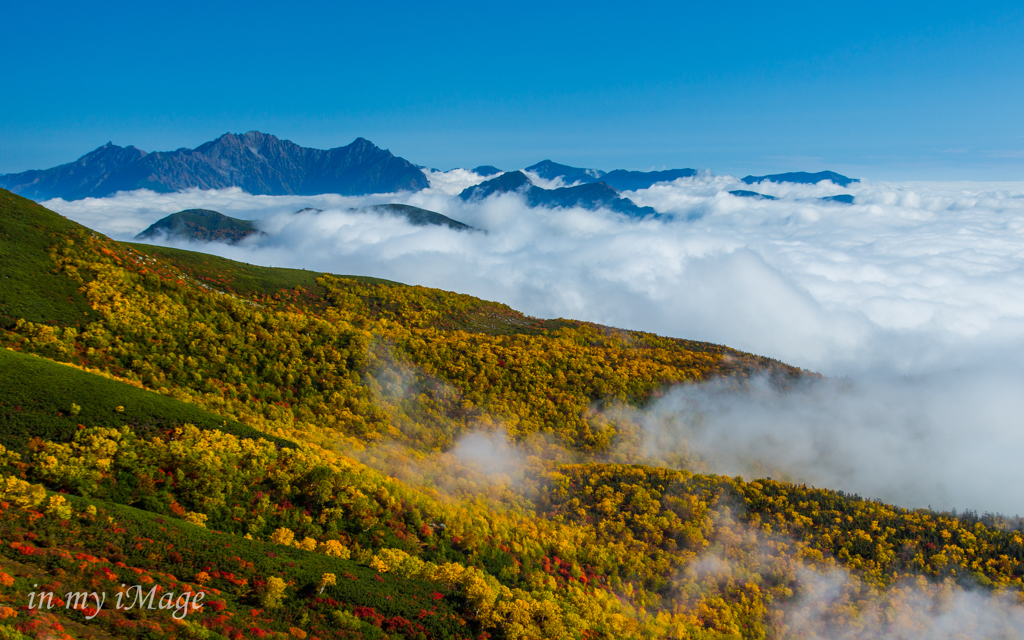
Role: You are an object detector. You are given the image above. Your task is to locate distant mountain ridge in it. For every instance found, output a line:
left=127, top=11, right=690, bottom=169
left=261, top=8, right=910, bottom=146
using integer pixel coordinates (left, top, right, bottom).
left=459, top=170, right=656, bottom=217
left=524, top=160, right=697, bottom=191
left=0, top=132, right=429, bottom=201
left=729, top=190, right=855, bottom=204
left=729, top=190, right=777, bottom=200
left=601, top=168, right=698, bottom=191
left=741, top=170, right=858, bottom=187
left=526, top=160, right=605, bottom=185
left=471, top=165, right=502, bottom=177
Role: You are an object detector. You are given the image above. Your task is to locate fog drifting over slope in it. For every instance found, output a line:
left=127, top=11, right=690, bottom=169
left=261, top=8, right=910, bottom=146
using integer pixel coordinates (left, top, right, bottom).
left=45, top=172, right=1024, bottom=513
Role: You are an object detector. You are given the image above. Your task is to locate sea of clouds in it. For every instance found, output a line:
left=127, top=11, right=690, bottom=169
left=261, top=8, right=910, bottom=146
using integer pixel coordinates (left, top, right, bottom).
left=43, top=171, right=1024, bottom=514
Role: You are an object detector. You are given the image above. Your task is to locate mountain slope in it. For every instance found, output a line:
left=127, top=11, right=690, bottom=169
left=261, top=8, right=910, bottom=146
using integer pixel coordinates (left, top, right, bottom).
left=0, top=347, right=294, bottom=455
left=364, top=204, right=478, bottom=231
left=1, top=187, right=797, bottom=449
left=0, top=132, right=429, bottom=200
left=0, top=189, right=98, bottom=329
left=0, top=142, right=149, bottom=201
left=3, top=187, right=1022, bottom=640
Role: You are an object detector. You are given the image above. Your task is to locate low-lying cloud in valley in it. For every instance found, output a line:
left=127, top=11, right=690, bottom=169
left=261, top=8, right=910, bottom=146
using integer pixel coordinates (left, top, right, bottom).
left=629, top=372, right=1024, bottom=516
left=44, top=171, right=1024, bottom=514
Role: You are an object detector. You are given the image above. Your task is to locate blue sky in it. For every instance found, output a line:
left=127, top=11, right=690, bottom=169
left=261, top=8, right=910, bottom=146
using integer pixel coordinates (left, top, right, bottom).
left=3, top=0, right=1023, bottom=180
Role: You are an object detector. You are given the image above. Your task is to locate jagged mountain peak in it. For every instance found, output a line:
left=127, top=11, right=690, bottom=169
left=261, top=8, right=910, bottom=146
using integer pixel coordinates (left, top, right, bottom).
left=0, top=133, right=428, bottom=200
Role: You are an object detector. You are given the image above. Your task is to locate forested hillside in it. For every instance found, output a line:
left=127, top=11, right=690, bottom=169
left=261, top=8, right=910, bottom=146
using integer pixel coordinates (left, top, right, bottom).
left=1, top=188, right=1022, bottom=639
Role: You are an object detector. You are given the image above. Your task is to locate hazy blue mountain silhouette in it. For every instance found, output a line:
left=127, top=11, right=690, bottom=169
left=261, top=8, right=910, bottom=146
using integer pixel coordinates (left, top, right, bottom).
left=820, top=194, right=855, bottom=204
left=459, top=171, right=532, bottom=200
left=524, top=160, right=696, bottom=191
left=459, top=171, right=656, bottom=217
left=525, top=160, right=605, bottom=184
left=729, top=190, right=777, bottom=200
left=601, top=168, right=698, bottom=191
left=741, top=171, right=858, bottom=187
left=471, top=166, right=502, bottom=177
left=0, top=132, right=429, bottom=200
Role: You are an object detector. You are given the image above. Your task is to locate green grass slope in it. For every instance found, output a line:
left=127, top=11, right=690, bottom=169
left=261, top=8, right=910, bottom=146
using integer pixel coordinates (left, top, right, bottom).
left=0, top=347, right=295, bottom=455
left=127, top=241, right=395, bottom=303
left=0, top=190, right=98, bottom=329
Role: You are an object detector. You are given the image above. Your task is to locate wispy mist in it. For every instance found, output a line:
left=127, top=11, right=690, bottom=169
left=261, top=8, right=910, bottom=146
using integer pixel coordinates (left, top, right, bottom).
left=626, top=371, right=1024, bottom=514
left=687, top=511, right=1024, bottom=639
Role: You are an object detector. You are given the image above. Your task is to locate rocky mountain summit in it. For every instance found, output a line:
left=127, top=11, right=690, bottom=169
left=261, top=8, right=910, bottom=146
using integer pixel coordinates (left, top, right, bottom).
left=0, top=132, right=428, bottom=200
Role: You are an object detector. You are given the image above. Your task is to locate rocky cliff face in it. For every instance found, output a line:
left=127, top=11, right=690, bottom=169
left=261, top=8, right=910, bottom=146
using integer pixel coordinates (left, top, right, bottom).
left=0, top=132, right=429, bottom=200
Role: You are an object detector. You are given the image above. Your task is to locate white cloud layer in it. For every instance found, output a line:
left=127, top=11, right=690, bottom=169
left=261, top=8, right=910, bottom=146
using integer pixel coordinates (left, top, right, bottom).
left=43, top=173, right=1024, bottom=513
left=631, top=372, right=1024, bottom=515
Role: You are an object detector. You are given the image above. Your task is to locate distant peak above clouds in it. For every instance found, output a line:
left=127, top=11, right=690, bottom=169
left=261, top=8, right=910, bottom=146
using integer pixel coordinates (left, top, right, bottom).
left=525, top=160, right=606, bottom=185
left=1, top=130, right=865, bottom=205
left=471, top=165, right=502, bottom=177
left=0, top=132, right=428, bottom=201
left=459, top=170, right=532, bottom=200
left=600, top=168, right=698, bottom=191
left=524, top=160, right=698, bottom=191
left=459, top=170, right=656, bottom=217
left=135, top=209, right=261, bottom=244
left=741, top=170, right=859, bottom=187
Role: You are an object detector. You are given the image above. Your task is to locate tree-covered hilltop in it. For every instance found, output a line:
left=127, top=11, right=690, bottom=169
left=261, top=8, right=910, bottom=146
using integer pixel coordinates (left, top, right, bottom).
left=1, top=188, right=1021, bottom=639
left=135, top=209, right=261, bottom=244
